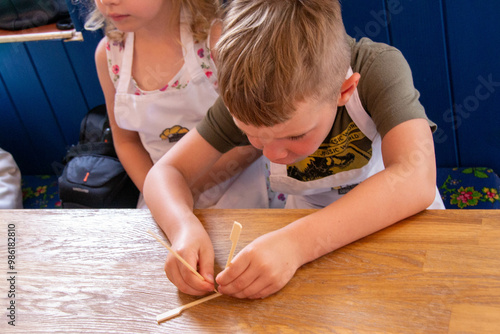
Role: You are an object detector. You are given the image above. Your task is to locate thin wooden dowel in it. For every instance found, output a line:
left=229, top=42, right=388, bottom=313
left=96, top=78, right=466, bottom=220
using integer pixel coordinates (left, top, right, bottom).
left=156, top=292, right=222, bottom=323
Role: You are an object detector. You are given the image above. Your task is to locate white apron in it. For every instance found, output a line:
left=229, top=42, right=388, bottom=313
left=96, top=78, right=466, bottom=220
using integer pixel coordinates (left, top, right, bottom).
left=270, top=68, right=445, bottom=210
left=0, top=148, right=22, bottom=209
left=113, top=15, right=269, bottom=209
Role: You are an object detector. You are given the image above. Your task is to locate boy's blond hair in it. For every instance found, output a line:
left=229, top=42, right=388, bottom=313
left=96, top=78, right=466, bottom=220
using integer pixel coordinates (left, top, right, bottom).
left=217, top=0, right=351, bottom=127
left=84, top=0, right=221, bottom=42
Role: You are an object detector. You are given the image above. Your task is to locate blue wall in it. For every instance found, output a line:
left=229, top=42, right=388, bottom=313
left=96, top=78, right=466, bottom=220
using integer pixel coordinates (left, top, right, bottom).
left=1, top=0, right=499, bottom=175
left=343, top=0, right=500, bottom=173
left=0, top=28, right=104, bottom=174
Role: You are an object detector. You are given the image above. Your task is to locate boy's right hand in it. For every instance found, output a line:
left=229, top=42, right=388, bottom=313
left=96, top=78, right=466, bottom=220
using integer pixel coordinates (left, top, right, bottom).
left=164, top=224, right=215, bottom=295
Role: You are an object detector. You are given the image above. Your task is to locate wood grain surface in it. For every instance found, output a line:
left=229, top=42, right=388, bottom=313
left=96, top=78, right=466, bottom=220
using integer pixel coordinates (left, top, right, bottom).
left=1, top=209, right=499, bottom=333
left=0, top=23, right=81, bottom=43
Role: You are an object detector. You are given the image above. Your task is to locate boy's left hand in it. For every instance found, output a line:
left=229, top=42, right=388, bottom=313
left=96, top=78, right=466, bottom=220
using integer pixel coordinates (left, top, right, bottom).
left=215, top=229, right=301, bottom=299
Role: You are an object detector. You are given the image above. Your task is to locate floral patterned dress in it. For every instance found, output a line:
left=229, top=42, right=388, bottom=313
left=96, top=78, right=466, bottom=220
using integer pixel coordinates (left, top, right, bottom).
left=106, top=34, right=217, bottom=96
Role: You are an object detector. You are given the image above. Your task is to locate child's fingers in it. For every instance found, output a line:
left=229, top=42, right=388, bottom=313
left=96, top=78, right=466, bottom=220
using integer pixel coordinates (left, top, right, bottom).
left=216, top=252, right=255, bottom=295
left=164, top=253, right=212, bottom=296
left=198, top=245, right=215, bottom=285
left=217, top=269, right=260, bottom=296
left=216, top=252, right=249, bottom=286
left=177, top=252, right=214, bottom=293
left=164, top=257, right=199, bottom=295
left=246, top=282, right=277, bottom=299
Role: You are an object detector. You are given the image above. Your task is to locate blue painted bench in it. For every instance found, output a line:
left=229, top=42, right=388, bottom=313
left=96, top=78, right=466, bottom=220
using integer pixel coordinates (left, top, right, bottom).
left=437, top=167, right=500, bottom=209
left=22, top=175, right=61, bottom=209
left=21, top=167, right=500, bottom=209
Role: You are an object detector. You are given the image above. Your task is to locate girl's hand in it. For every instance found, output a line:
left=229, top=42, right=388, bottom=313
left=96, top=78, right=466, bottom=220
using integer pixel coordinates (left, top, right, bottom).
left=215, top=229, right=301, bottom=299
left=164, top=224, right=215, bottom=296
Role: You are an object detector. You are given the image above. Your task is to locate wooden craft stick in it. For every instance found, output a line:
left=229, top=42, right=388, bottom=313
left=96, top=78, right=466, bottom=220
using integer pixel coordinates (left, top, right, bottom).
left=154, top=221, right=243, bottom=323
left=225, top=221, right=242, bottom=268
left=147, top=230, right=205, bottom=282
left=156, top=292, right=222, bottom=323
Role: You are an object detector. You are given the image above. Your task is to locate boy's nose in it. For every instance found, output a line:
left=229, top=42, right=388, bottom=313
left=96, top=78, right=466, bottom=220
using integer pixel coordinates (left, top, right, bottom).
left=262, top=143, right=288, bottom=163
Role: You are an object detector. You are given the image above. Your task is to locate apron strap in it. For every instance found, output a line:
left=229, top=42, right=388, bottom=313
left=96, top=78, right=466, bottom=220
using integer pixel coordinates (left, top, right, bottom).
left=179, top=8, right=207, bottom=82
left=116, top=32, right=135, bottom=94
left=344, top=67, right=378, bottom=141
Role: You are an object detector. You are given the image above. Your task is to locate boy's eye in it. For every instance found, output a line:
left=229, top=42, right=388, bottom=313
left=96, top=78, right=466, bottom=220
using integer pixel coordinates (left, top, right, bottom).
left=289, top=134, right=305, bottom=141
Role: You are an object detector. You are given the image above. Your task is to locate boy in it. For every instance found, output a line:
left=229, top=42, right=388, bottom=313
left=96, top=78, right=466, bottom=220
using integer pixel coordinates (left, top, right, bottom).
left=144, top=0, right=445, bottom=299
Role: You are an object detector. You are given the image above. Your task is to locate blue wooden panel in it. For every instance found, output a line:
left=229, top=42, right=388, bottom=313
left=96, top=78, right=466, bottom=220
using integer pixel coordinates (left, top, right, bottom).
left=387, top=0, right=458, bottom=167
left=0, top=30, right=104, bottom=175
left=64, top=30, right=105, bottom=109
left=0, top=42, right=67, bottom=174
left=342, top=0, right=390, bottom=44
left=0, top=73, right=40, bottom=175
left=444, top=0, right=500, bottom=172
left=26, top=40, right=89, bottom=145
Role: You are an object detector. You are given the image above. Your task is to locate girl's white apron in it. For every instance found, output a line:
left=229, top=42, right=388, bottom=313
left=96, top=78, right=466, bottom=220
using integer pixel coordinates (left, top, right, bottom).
left=113, top=17, right=268, bottom=209
left=270, top=69, right=445, bottom=210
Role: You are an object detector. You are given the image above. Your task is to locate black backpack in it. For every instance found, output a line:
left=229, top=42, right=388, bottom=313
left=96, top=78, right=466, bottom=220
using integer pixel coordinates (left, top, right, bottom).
left=0, top=0, right=70, bottom=31
left=58, top=105, right=140, bottom=208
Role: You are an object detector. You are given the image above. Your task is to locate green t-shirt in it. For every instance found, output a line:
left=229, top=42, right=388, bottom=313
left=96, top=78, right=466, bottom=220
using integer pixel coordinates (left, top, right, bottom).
left=197, top=37, right=436, bottom=182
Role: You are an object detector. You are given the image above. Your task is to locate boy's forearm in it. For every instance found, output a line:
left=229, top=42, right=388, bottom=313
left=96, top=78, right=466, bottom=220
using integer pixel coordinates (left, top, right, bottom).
left=284, top=166, right=435, bottom=267
left=286, top=120, right=438, bottom=267
left=144, top=128, right=226, bottom=241
left=144, top=164, right=199, bottom=241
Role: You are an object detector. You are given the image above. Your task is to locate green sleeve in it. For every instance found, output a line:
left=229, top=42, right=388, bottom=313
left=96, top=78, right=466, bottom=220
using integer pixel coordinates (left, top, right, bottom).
left=352, top=38, right=437, bottom=138
left=196, top=97, right=250, bottom=153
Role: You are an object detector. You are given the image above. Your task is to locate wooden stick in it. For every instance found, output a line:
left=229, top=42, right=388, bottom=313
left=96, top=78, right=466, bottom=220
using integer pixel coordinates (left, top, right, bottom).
left=156, top=292, right=222, bottom=323
left=147, top=230, right=205, bottom=282
left=225, top=221, right=242, bottom=268
left=154, top=221, right=243, bottom=323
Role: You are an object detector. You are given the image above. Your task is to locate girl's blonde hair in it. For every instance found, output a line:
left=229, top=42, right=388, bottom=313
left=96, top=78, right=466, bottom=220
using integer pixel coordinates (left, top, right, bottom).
left=217, top=0, right=351, bottom=127
left=84, top=0, right=221, bottom=42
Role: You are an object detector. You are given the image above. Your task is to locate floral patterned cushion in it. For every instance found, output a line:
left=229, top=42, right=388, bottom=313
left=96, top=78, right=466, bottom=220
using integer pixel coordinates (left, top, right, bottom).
left=22, top=175, right=61, bottom=209
left=438, top=167, right=500, bottom=209
left=20, top=168, right=500, bottom=210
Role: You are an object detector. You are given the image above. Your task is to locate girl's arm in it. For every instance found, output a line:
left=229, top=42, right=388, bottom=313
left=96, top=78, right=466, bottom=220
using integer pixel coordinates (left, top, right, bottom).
left=216, top=118, right=437, bottom=299
left=95, top=38, right=153, bottom=193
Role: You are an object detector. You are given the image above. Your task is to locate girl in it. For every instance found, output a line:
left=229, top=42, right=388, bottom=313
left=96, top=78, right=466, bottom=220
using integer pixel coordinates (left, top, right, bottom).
left=86, top=0, right=275, bottom=209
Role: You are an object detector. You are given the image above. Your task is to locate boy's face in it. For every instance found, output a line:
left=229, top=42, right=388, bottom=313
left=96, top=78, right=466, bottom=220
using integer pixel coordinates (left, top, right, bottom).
left=233, top=98, right=337, bottom=165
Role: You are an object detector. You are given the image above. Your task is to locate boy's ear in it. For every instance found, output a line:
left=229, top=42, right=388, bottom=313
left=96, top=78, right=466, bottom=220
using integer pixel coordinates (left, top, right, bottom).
left=337, top=72, right=361, bottom=106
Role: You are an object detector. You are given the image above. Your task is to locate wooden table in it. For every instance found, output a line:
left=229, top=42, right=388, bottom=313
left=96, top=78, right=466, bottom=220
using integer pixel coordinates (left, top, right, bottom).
left=1, top=209, right=499, bottom=333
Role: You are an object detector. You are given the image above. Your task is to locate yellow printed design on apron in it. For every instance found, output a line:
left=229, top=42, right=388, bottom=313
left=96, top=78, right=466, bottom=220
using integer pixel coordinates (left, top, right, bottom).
left=287, top=121, right=374, bottom=182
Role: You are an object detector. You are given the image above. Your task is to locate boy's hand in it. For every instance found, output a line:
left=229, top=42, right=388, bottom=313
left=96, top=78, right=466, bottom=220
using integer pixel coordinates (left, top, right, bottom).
left=164, top=224, right=215, bottom=296
left=216, top=229, right=301, bottom=299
